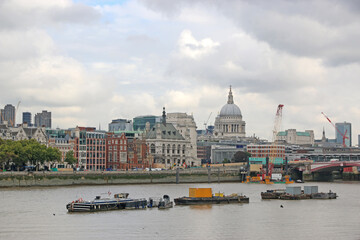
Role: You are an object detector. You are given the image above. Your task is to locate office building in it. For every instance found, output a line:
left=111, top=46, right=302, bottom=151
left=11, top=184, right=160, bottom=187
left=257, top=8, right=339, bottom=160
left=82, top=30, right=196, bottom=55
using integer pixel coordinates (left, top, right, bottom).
left=22, top=112, right=32, bottom=126
left=73, top=127, right=106, bottom=171
left=335, top=122, right=351, bottom=147
left=34, top=110, right=51, bottom=128
left=277, top=129, right=314, bottom=145
left=108, top=119, right=133, bottom=132
left=3, top=104, right=15, bottom=127
left=133, top=115, right=161, bottom=131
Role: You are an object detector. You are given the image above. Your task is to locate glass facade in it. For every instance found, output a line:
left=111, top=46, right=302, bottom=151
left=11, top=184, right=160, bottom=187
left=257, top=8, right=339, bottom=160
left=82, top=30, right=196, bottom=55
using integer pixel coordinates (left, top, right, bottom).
left=133, top=115, right=161, bottom=131
left=335, top=122, right=351, bottom=147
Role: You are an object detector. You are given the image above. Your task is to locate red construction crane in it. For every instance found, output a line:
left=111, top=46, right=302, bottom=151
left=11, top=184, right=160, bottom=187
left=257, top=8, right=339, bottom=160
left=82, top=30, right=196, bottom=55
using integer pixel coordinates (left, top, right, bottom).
left=321, top=112, right=349, bottom=147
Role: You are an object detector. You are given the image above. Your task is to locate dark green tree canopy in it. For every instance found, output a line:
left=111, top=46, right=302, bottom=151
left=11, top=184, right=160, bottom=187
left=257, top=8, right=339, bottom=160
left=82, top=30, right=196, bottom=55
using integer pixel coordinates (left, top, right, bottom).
left=232, top=151, right=251, bottom=163
left=0, top=139, right=61, bottom=168
left=65, top=150, right=77, bottom=165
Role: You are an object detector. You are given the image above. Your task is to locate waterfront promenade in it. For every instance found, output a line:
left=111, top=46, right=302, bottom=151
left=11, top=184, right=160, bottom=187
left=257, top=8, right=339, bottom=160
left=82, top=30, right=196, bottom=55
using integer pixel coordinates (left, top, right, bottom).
left=0, top=167, right=243, bottom=188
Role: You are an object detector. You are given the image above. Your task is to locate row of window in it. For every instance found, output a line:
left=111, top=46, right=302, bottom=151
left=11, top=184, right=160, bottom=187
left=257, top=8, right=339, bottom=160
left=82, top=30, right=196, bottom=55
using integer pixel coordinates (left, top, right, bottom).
left=86, top=159, right=106, bottom=164
left=87, top=146, right=105, bottom=151
left=86, top=139, right=106, bottom=145
left=108, top=139, right=127, bottom=144
left=108, top=146, right=127, bottom=151
left=86, top=152, right=105, bottom=158
left=86, top=133, right=105, bottom=139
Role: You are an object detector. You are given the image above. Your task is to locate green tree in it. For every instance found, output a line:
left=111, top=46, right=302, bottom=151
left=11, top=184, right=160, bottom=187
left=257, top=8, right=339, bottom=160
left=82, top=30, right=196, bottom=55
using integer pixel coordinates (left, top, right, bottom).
left=232, top=151, right=251, bottom=163
left=0, top=141, right=17, bottom=168
left=46, top=147, right=61, bottom=163
left=65, top=150, right=77, bottom=166
left=222, top=158, right=231, bottom=163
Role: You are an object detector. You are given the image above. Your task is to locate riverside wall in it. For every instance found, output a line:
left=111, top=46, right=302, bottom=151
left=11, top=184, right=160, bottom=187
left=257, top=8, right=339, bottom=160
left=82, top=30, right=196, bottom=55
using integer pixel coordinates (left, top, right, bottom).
left=0, top=167, right=242, bottom=188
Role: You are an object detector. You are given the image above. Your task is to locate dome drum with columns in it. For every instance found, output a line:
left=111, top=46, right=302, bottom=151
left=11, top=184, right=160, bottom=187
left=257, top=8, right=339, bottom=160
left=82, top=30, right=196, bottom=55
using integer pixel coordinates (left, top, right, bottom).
left=214, top=87, right=246, bottom=138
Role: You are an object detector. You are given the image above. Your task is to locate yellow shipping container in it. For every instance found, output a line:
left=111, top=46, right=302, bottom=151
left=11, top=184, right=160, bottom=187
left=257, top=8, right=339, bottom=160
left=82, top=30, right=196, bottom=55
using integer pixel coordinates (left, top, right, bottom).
left=189, top=188, right=212, bottom=198
left=214, top=192, right=224, bottom=197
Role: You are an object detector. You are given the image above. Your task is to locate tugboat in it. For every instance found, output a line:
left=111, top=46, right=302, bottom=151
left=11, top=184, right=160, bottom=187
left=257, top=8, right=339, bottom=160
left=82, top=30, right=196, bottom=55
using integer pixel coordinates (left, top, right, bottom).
left=174, top=188, right=249, bottom=205
left=158, top=195, right=173, bottom=209
left=66, top=193, right=147, bottom=212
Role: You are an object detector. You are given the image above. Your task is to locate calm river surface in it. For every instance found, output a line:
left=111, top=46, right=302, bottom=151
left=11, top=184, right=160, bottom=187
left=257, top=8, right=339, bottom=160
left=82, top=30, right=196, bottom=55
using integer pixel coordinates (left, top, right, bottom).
left=1, top=182, right=360, bottom=240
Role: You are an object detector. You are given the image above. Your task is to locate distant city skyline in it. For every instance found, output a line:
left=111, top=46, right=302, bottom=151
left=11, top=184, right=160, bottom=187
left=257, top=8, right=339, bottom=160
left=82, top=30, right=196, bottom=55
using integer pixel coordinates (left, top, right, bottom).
left=0, top=1, right=360, bottom=144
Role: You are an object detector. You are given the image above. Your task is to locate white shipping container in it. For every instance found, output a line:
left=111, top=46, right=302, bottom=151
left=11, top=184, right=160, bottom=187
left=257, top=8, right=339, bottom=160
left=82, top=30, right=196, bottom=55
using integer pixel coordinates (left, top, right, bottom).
left=271, top=173, right=282, bottom=181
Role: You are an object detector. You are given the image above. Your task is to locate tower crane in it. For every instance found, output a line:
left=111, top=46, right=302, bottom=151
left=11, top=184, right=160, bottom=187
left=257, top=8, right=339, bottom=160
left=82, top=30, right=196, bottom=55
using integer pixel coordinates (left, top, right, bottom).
left=15, top=101, right=21, bottom=126
left=266, top=104, right=284, bottom=178
left=204, top=112, right=212, bottom=133
left=321, top=112, right=349, bottom=147
left=272, top=104, right=284, bottom=143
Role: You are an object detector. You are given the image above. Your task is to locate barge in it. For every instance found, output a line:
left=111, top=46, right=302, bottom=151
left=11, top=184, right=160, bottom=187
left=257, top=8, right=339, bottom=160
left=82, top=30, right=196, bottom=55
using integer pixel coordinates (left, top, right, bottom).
left=261, top=186, right=337, bottom=200
left=66, top=193, right=147, bottom=212
left=174, top=188, right=249, bottom=205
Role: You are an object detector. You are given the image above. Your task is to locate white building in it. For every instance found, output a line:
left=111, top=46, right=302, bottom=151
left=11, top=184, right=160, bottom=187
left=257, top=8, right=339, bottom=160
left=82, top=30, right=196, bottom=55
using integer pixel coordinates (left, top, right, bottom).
left=277, top=129, right=314, bottom=145
left=166, top=112, right=200, bottom=166
left=146, top=108, right=195, bottom=168
left=214, top=87, right=246, bottom=139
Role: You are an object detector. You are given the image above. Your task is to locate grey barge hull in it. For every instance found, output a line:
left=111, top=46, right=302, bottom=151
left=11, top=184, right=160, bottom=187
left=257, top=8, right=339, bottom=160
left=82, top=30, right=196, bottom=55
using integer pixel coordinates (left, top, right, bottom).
left=66, top=199, right=147, bottom=212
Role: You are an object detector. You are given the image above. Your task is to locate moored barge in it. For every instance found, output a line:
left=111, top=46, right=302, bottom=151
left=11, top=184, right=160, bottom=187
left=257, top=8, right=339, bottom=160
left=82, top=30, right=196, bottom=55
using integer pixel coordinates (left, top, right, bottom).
left=174, top=188, right=249, bottom=205
left=66, top=193, right=147, bottom=212
left=261, top=186, right=337, bottom=200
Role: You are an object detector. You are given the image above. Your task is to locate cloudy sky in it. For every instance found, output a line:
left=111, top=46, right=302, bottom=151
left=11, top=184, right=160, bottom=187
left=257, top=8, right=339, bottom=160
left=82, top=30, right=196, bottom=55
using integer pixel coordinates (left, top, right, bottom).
left=1, top=0, right=360, bottom=144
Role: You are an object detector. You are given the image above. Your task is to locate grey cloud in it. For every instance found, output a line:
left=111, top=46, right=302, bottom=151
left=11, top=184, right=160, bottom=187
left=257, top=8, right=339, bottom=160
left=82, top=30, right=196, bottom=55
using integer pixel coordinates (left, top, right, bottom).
left=0, top=1, right=100, bottom=30
left=142, top=0, right=360, bottom=66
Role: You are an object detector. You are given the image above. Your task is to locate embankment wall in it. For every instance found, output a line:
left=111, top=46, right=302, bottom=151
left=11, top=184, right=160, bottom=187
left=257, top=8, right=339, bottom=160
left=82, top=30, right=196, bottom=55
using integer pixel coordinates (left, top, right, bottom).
left=0, top=168, right=242, bottom=188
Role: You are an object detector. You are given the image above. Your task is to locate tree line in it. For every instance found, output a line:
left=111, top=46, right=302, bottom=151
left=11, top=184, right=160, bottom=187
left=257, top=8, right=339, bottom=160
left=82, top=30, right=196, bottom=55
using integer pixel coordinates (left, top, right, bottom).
left=0, top=139, right=76, bottom=171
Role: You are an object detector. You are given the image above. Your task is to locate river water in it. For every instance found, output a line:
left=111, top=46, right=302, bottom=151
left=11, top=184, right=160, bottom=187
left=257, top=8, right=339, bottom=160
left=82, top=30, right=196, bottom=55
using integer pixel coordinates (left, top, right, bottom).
left=1, top=182, right=360, bottom=240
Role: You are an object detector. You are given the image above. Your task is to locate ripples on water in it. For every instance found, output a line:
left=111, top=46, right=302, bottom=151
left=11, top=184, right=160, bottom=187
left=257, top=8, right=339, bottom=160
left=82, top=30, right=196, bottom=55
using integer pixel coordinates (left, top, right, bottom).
left=1, top=182, right=360, bottom=240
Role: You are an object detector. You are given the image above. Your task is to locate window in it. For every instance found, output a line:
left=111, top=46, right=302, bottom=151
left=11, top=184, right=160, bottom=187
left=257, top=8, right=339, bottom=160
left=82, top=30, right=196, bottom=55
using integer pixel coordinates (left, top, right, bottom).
left=150, top=144, right=155, bottom=154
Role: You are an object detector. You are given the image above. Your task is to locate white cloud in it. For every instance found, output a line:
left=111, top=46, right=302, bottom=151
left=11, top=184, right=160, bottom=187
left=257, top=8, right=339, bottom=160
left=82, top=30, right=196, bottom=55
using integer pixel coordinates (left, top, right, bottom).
left=1, top=0, right=360, bottom=145
left=178, top=30, right=220, bottom=59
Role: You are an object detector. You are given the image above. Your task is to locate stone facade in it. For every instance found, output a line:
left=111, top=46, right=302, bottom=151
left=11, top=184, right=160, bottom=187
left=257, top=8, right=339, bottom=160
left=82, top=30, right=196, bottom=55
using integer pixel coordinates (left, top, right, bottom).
left=166, top=112, right=200, bottom=166
left=146, top=108, right=194, bottom=168
left=277, top=129, right=314, bottom=145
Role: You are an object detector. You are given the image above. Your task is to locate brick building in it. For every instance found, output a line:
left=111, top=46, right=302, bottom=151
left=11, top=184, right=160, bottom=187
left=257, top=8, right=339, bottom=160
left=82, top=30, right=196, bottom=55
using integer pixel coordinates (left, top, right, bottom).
left=106, top=132, right=128, bottom=170
left=73, top=127, right=106, bottom=171
left=247, top=144, right=285, bottom=165
left=106, top=132, right=150, bottom=170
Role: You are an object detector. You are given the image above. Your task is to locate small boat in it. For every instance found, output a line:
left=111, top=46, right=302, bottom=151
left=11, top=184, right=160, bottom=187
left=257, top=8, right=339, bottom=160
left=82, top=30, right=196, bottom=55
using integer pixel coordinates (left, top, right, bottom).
left=158, top=195, right=173, bottom=209
left=66, top=193, right=147, bottom=212
left=174, top=188, right=249, bottom=205
left=147, top=197, right=161, bottom=208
